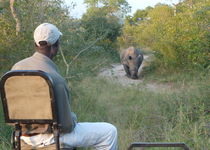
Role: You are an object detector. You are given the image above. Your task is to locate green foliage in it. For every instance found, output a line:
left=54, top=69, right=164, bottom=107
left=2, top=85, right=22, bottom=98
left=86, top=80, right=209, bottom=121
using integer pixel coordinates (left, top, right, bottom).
left=82, top=9, right=121, bottom=40
left=81, top=0, right=131, bottom=53
left=125, top=6, right=153, bottom=26
left=84, top=0, right=130, bottom=14
left=119, top=1, right=210, bottom=69
left=0, top=99, right=13, bottom=150
left=0, top=0, right=122, bottom=75
left=0, top=0, right=72, bottom=73
left=81, top=6, right=122, bottom=53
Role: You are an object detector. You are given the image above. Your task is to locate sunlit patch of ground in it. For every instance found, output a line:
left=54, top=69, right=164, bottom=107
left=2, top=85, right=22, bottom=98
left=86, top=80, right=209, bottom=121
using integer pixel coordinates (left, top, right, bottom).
left=98, top=55, right=172, bottom=92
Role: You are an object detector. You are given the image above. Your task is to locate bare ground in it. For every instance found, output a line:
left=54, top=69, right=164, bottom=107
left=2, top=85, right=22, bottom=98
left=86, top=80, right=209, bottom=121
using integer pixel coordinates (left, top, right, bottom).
left=98, top=55, right=172, bottom=92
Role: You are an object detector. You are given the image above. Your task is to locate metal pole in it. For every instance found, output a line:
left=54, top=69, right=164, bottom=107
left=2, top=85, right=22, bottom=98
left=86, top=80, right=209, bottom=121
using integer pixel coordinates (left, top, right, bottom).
left=53, top=123, right=60, bottom=150
left=128, top=142, right=190, bottom=150
left=14, top=124, right=21, bottom=150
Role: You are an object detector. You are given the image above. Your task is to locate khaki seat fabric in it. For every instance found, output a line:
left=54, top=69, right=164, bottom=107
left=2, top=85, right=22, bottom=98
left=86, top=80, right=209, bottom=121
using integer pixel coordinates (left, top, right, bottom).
left=0, top=70, right=64, bottom=149
left=5, top=76, right=53, bottom=120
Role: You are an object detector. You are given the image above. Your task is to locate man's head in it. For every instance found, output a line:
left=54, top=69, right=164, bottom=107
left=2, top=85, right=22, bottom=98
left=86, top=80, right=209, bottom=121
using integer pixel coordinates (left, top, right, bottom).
left=34, top=23, right=62, bottom=59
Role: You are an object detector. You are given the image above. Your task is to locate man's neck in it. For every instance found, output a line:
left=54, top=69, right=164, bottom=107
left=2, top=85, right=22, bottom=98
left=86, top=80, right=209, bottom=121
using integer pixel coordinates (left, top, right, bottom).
left=36, top=49, right=53, bottom=60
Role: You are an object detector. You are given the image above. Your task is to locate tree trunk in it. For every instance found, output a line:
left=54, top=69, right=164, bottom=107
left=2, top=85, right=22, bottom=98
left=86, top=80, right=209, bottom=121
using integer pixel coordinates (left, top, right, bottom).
left=10, top=0, right=21, bottom=35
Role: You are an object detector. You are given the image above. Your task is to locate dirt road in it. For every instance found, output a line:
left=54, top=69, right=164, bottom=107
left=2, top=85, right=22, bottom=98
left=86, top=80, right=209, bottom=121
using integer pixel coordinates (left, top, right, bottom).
left=98, top=55, right=172, bottom=92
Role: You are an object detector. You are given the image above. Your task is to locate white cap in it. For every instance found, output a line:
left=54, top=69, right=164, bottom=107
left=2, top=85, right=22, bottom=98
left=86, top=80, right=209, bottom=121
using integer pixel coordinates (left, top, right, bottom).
left=34, top=23, right=62, bottom=46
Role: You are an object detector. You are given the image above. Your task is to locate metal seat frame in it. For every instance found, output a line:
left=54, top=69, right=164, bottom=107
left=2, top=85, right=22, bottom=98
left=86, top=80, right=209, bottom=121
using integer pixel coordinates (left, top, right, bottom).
left=0, top=70, right=60, bottom=150
left=128, top=142, right=190, bottom=149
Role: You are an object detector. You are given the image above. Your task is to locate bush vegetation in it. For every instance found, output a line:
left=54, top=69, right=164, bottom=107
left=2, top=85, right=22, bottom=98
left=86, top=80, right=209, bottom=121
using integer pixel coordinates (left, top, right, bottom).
left=0, top=0, right=209, bottom=149
left=118, top=0, right=210, bottom=69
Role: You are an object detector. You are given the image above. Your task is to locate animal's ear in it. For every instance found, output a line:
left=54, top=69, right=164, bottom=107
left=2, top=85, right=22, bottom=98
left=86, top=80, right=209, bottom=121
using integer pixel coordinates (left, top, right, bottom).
left=120, top=51, right=126, bottom=61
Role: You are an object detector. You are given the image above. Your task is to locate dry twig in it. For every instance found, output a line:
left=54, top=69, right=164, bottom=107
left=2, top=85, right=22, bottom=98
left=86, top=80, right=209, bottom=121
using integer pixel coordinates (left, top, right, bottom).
left=60, top=31, right=108, bottom=76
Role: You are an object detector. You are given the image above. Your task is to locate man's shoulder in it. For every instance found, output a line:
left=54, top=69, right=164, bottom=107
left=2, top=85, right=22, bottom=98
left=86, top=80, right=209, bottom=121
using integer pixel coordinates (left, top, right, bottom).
left=11, top=57, right=33, bottom=70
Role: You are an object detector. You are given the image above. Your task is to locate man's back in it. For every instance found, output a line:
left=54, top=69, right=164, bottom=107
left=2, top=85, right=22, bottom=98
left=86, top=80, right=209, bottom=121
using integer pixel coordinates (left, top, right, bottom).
left=12, top=52, right=76, bottom=133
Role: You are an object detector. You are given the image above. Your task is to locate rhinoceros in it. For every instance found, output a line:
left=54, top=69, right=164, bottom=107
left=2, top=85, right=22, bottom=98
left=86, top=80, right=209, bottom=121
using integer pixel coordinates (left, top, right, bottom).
left=120, top=47, right=144, bottom=79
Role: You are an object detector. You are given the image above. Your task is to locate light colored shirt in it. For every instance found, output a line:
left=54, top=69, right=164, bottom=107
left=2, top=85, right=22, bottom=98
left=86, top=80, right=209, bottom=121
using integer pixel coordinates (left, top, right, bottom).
left=12, top=52, right=77, bottom=133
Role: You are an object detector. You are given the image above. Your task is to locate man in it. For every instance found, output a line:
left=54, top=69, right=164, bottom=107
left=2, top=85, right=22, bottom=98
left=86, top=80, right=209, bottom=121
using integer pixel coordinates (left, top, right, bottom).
left=11, top=23, right=117, bottom=150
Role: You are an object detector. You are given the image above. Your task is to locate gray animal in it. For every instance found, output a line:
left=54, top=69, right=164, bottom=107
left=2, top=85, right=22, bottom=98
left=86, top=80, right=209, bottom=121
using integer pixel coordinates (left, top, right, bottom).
left=120, top=47, right=144, bottom=79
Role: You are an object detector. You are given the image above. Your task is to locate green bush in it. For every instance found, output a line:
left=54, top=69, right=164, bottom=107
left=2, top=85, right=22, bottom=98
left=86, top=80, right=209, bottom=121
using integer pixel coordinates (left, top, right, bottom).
left=119, top=1, right=210, bottom=69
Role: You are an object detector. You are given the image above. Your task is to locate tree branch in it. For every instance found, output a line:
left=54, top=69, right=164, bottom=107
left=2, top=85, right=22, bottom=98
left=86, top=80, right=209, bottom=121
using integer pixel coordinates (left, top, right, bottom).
left=60, top=47, right=70, bottom=76
left=68, top=36, right=103, bottom=66
left=60, top=31, right=108, bottom=76
left=10, top=0, right=21, bottom=35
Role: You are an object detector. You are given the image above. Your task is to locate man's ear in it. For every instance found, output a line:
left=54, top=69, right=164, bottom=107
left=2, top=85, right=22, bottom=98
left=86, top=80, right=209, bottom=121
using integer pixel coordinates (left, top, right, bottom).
left=50, top=45, right=59, bottom=58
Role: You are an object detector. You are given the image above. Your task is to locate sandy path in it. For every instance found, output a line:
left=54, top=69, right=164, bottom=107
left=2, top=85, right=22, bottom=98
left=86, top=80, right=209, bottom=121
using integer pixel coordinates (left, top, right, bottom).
left=98, top=55, right=148, bottom=86
left=98, top=55, right=171, bottom=92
